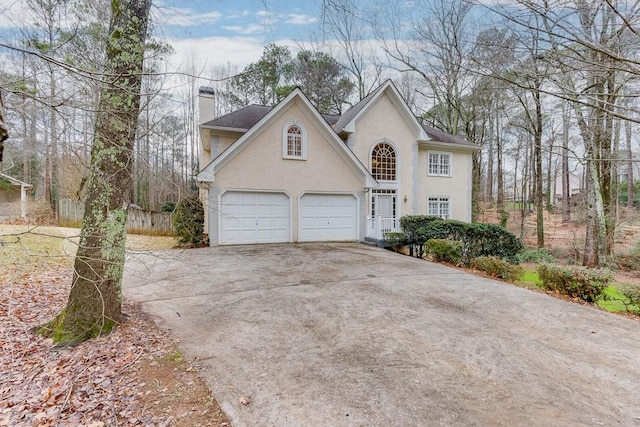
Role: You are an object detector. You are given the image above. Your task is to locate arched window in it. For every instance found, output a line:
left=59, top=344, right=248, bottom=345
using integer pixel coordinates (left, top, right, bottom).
left=371, top=142, right=396, bottom=181
left=283, top=123, right=306, bottom=159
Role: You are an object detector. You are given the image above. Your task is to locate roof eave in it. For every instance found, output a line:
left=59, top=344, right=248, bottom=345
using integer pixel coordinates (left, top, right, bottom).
left=418, top=140, right=481, bottom=151
left=200, top=125, right=248, bottom=133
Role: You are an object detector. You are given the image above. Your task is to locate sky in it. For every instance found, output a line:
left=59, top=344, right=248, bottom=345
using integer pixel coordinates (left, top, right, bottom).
left=153, top=0, right=325, bottom=73
left=0, top=0, right=326, bottom=76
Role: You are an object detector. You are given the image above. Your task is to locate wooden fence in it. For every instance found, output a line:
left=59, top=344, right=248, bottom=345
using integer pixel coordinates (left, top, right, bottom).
left=57, top=199, right=173, bottom=235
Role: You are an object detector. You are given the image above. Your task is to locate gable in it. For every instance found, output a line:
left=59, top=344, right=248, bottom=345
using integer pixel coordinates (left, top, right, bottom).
left=197, top=89, right=377, bottom=189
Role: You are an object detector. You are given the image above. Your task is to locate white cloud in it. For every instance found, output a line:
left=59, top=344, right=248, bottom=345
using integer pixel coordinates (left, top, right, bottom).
left=221, top=24, right=265, bottom=35
left=153, top=5, right=223, bottom=27
left=166, top=36, right=265, bottom=71
left=285, top=14, right=317, bottom=25
left=0, top=0, right=28, bottom=29
left=166, top=36, right=303, bottom=72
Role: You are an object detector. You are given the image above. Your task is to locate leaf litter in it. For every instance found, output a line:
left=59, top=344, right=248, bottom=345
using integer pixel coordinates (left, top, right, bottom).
left=0, top=265, right=230, bottom=426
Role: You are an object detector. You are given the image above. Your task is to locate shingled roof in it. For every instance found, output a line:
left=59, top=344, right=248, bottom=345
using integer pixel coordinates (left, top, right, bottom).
left=421, top=124, right=478, bottom=149
left=200, top=83, right=477, bottom=150
left=202, top=104, right=341, bottom=130
left=201, top=105, right=273, bottom=130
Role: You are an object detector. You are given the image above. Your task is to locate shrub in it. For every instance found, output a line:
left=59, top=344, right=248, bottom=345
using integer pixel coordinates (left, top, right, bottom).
left=161, top=201, right=176, bottom=212
left=424, top=239, right=463, bottom=265
left=384, top=232, right=407, bottom=250
left=464, top=222, right=523, bottom=264
left=398, top=215, right=523, bottom=265
left=471, top=256, right=523, bottom=282
left=537, top=264, right=612, bottom=302
left=173, top=196, right=205, bottom=247
left=400, top=215, right=440, bottom=244
left=517, top=247, right=557, bottom=264
left=618, top=286, right=640, bottom=315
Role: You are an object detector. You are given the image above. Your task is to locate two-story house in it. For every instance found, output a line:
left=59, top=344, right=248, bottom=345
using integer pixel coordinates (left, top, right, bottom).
left=196, top=80, right=479, bottom=245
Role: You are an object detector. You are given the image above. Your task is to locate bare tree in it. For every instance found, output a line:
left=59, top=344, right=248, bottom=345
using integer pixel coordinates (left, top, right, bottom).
left=320, top=0, right=382, bottom=100
left=37, top=0, right=152, bottom=344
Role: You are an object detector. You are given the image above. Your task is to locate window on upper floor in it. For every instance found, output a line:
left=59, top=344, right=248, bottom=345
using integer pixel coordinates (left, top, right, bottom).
left=283, top=123, right=306, bottom=159
left=428, top=152, right=451, bottom=176
left=371, top=142, right=396, bottom=181
left=427, top=196, right=450, bottom=219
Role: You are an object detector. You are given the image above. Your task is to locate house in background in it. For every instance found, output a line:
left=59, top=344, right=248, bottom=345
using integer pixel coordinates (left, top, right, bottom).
left=0, top=172, right=32, bottom=220
left=196, top=80, right=479, bottom=245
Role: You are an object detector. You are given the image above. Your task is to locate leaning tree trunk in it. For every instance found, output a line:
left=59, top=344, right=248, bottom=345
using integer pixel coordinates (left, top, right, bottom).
left=37, top=0, right=152, bottom=344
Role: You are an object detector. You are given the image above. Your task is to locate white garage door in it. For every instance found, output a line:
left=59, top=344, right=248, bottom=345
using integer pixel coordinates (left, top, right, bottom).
left=299, top=194, right=358, bottom=242
left=220, top=192, right=290, bottom=244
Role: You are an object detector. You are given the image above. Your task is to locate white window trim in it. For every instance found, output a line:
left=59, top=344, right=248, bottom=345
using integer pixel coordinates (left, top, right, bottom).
left=283, top=121, right=307, bottom=160
left=369, top=140, right=398, bottom=183
left=427, top=196, right=451, bottom=220
left=427, top=151, right=452, bottom=177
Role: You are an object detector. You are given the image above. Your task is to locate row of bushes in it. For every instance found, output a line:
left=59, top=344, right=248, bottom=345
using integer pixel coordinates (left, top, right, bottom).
left=386, top=215, right=523, bottom=264
left=537, top=264, right=613, bottom=302
left=385, top=215, right=633, bottom=307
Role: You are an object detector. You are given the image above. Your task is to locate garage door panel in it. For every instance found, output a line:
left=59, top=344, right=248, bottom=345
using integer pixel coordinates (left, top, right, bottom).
left=300, top=194, right=357, bottom=242
left=220, top=192, right=290, bottom=244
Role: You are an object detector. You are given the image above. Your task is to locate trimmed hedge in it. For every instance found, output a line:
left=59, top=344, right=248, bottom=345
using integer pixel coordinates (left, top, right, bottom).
left=424, top=239, right=463, bottom=265
left=537, top=264, right=612, bottom=302
left=471, top=256, right=523, bottom=282
left=399, top=216, right=523, bottom=265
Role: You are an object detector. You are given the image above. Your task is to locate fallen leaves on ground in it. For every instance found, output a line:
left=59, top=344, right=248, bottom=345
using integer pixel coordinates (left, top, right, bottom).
left=0, top=266, right=230, bottom=426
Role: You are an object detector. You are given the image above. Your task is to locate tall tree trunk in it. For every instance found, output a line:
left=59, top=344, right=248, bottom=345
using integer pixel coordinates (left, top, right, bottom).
left=496, top=114, right=505, bottom=226
left=0, top=91, right=7, bottom=171
left=546, top=136, right=554, bottom=212
left=626, top=120, right=634, bottom=210
left=37, top=0, right=152, bottom=344
left=534, top=84, right=544, bottom=248
left=562, top=103, right=571, bottom=222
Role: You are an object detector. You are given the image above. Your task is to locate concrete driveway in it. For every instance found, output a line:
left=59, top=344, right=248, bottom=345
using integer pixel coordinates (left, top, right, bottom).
left=123, top=243, right=640, bottom=426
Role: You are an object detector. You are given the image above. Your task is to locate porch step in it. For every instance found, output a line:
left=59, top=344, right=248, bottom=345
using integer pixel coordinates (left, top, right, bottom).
left=364, top=237, right=388, bottom=248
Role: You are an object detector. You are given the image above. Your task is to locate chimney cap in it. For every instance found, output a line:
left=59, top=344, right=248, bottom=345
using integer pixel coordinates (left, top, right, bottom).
left=199, top=86, right=215, bottom=96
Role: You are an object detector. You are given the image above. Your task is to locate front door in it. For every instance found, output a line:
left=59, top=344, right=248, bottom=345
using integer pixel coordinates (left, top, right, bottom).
left=377, top=195, right=394, bottom=218
left=372, top=190, right=396, bottom=218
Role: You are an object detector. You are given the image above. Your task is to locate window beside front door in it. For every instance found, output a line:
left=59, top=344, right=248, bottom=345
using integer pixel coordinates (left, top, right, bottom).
left=427, top=196, right=450, bottom=219
left=372, top=189, right=397, bottom=218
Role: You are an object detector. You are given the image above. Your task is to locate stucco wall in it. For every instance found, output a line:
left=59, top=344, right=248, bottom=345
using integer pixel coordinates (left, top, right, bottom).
left=346, top=91, right=419, bottom=218
left=344, top=89, right=474, bottom=222
left=209, top=99, right=366, bottom=244
left=419, top=147, right=473, bottom=222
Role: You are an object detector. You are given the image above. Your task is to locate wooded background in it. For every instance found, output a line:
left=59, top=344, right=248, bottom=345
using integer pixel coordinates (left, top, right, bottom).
left=1, top=0, right=639, bottom=266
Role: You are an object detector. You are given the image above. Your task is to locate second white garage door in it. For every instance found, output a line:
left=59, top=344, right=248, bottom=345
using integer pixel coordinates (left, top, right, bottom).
left=299, top=194, right=358, bottom=242
left=220, top=191, right=290, bottom=244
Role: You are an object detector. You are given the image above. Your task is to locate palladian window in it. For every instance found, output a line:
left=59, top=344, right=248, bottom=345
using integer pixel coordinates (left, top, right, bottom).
left=371, top=143, right=396, bottom=181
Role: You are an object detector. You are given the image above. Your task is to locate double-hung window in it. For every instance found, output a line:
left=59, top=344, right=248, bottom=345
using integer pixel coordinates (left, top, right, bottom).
left=428, top=152, right=451, bottom=176
left=427, top=197, right=450, bottom=219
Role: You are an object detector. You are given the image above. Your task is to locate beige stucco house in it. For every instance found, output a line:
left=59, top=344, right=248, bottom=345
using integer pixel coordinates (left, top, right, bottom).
left=197, top=80, right=479, bottom=245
